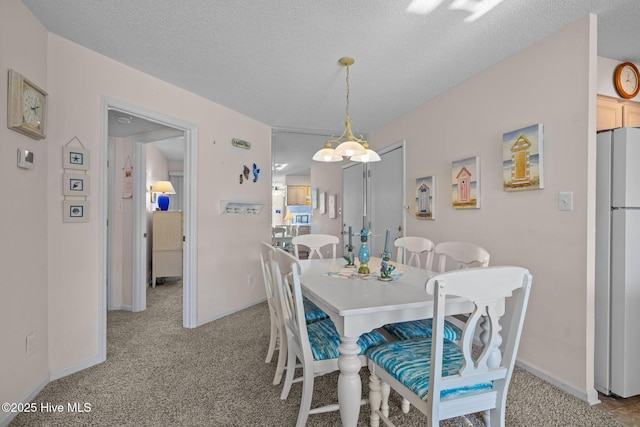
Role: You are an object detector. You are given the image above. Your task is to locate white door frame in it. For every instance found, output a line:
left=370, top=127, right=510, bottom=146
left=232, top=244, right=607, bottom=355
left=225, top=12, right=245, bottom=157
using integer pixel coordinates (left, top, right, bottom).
left=99, top=97, right=199, bottom=361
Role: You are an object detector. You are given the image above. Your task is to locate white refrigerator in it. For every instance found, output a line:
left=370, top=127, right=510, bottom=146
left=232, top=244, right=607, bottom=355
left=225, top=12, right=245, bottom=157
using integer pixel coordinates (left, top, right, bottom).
left=595, top=127, right=640, bottom=398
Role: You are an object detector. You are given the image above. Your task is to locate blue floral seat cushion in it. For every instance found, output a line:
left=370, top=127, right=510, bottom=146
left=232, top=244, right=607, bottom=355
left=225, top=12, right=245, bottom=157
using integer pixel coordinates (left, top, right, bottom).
left=303, top=297, right=329, bottom=323
left=382, top=319, right=462, bottom=342
left=307, top=319, right=388, bottom=361
left=366, top=338, right=492, bottom=400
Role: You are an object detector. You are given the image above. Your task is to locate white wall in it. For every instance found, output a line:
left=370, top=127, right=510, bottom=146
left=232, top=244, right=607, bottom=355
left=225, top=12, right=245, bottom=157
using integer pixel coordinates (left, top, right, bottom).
left=368, top=15, right=597, bottom=400
left=0, top=0, right=50, bottom=415
left=1, top=1, right=272, bottom=419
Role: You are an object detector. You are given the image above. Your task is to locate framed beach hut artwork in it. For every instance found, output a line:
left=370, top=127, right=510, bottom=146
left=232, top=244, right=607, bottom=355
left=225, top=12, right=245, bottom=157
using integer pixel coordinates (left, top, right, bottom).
left=415, top=176, right=435, bottom=220
left=451, top=156, right=480, bottom=209
left=502, top=124, right=544, bottom=191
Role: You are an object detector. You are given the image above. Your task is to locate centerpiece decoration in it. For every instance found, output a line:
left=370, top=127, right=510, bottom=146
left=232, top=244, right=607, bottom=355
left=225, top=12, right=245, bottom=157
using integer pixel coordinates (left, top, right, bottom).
left=379, top=229, right=395, bottom=281
left=358, top=227, right=371, bottom=274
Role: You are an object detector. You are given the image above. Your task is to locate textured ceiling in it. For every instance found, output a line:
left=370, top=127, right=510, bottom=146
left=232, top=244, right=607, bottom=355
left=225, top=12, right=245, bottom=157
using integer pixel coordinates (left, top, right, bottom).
left=22, top=0, right=640, bottom=180
left=23, top=0, right=640, bottom=135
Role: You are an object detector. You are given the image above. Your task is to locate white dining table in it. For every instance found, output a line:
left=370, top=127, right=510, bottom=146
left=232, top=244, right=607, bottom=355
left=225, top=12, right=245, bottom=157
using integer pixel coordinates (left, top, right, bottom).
left=298, top=257, right=474, bottom=427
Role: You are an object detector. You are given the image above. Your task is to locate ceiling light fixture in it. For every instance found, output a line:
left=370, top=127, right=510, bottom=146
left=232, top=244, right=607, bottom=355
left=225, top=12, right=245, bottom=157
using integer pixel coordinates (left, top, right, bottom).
left=116, top=115, right=132, bottom=124
left=312, top=57, right=380, bottom=163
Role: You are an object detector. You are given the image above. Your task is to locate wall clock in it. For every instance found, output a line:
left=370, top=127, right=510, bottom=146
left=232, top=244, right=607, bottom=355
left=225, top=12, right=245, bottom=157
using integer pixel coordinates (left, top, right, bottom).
left=7, top=69, right=48, bottom=140
left=614, top=62, right=640, bottom=100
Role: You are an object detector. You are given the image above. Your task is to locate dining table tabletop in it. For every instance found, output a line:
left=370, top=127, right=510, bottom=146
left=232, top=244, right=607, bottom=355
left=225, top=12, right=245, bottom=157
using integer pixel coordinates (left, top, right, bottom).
left=297, top=256, right=475, bottom=427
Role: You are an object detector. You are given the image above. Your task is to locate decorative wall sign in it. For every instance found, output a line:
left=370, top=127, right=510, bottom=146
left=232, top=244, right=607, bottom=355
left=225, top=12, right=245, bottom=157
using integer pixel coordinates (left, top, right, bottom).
left=63, top=145, right=89, bottom=170
left=63, top=173, right=90, bottom=196
left=319, top=192, right=326, bottom=214
left=329, top=194, right=337, bottom=219
left=311, top=188, right=318, bottom=210
left=232, top=138, right=251, bottom=149
left=451, top=156, right=480, bottom=209
left=63, top=200, right=89, bottom=223
left=502, top=124, right=544, bottom=191
left=415, top=175, right=435, bottom=220
left=252, top=163, right=260, bottom=182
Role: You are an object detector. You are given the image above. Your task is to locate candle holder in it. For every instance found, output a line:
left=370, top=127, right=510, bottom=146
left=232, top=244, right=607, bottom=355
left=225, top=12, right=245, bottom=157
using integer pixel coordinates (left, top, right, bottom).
left=344, top=243, right=355, bottom=267
left=344, top=226, right=356, bottom=267
left=358, top=227, right=371, bottom=274
left=378, top=250, right=396, bottom=281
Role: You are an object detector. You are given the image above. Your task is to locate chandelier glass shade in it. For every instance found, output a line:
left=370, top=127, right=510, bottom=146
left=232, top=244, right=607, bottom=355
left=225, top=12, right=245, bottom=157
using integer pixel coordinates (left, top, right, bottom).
left=313, top=57, right=380, bottom=163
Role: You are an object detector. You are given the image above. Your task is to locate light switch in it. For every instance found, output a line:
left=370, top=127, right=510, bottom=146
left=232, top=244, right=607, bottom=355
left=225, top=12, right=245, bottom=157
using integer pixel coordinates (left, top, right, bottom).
left=558, top=192, right=573, bottom=211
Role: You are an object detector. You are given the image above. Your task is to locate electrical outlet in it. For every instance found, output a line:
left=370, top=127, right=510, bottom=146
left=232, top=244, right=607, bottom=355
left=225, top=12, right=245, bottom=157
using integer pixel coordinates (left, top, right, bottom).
left=26, top=332, right=36, bottom=357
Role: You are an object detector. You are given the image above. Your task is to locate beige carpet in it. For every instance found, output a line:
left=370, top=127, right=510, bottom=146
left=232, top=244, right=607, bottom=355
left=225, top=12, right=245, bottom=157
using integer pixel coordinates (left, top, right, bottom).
left=9, top=281, right=621, bottom=426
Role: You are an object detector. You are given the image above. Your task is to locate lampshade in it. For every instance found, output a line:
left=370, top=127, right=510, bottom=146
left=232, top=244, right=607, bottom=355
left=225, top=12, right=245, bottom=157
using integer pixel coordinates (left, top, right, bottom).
left=152, top=181, right=176, bottom=211
left=284, top=213, right=294, bottom=221
left=312, top=142, right=342, bottom=162
left=312, top=57, right=379, bottom=163
left=151, top=181, right=176, bottom=194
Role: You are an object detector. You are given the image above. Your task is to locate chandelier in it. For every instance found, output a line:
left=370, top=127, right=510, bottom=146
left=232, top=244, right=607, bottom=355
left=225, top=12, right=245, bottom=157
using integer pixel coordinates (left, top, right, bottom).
left=312, top=57, right=380, bottom=163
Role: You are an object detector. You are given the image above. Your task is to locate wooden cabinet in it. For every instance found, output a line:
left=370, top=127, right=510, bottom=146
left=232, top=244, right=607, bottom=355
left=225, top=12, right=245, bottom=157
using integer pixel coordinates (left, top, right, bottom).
left=152, top=211, right=183, bottom=287
left=597, top=95, right=640, bottom=131
left=287, top=185, right=310, bottom=205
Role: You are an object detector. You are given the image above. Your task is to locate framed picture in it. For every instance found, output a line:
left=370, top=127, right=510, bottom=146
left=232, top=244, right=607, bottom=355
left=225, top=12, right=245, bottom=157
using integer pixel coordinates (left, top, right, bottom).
left=502, top=124, right=544, bottom=191
left=63, top=200, right=89, bottom=223
left=451, top=156, right=480, bottom=209
left=329, top=194, right=337, bottom=219
left=415, top=176, right=435, bottom=220
left=63, top=173, right=89, bottom=196
left=311, top=188, right=318, bottom=210
left=319, top=192, right=326, bottom=214
left=63, top=146, right=90, bottom=171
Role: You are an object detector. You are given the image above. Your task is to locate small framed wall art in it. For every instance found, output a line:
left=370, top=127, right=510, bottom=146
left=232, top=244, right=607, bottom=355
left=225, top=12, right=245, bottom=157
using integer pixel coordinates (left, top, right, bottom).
left=63, top=173, right=90, bottom=197
left=502, top=124, right=544, bottom=192
left=63, top=200, right=89, bottom=223
left=451, top=156, right=480, bottom=209
left=319, top=192, right=326, bottom=214
left=329, top=194, right=337, bottom=219
left=63, top=145, right=90, bottom=170
left=415, top=176, right=435, bottom=220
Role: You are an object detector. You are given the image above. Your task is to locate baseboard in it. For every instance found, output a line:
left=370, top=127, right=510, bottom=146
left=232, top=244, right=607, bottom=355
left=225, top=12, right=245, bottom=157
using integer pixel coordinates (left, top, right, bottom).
left=196, top=296, right=267, bottom=327
left=107, top=305, right=133, bottom=311
left=516, top=360, right=601, bottom=405
left=0, top=372, right=49, bottom=427
left=50, top=354, right=104, bottom=381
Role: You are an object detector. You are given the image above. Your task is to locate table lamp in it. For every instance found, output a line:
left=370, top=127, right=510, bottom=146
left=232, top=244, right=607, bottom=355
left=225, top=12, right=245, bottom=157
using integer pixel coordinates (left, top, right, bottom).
left=151, top=181, right=176, bottom=211
left=284, top=212, right=294, bottom=225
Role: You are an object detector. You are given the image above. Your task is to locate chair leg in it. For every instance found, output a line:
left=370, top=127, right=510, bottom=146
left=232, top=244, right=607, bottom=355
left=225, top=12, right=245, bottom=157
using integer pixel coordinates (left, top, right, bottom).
left=296, top=363, right=315, bottom=427
left=280, top=339, right=296, bottom=399
left=265, top=318, right=278, bottom=363
left=368, top=374, right=382, bottom=427
left=401, top=397, right=410, bottom=414
left=273, top=333, right=288, bottom=385
left=381, top=382, right=390, bottom=417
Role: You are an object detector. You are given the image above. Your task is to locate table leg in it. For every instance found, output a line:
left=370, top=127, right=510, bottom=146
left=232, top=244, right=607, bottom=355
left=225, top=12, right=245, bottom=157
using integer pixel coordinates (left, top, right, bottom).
left=338, top=335, right=362, bottom=427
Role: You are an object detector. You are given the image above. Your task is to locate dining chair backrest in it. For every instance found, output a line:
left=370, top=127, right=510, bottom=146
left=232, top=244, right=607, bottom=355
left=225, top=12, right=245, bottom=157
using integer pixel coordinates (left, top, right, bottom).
left=434, top=241, right=490, bottom=273
left=274, top=247, right=301, bottom=323
left=367, top=266, right=532, bottom=427
left=394, top=236, right=435, bottom=269
left=272, top=226, right=286, bottom=238
left=291, top=234, right=339, bottom=259
left=259, top=241, right=282, bottom=368
left=424, top=266, right=532, bottom=424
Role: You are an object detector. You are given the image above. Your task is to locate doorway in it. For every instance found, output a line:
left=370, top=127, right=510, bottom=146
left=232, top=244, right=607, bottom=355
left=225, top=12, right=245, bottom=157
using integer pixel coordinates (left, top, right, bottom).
left=99, top=97, right=198, bottom=362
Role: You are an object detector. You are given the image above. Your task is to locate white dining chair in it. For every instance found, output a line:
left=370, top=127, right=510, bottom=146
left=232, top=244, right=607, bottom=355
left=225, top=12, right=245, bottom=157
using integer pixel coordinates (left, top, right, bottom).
left=434, top=240, right=490, bottom=273
left=394, top=236, right=435, bottom=270
left=273, top=247, right=388, bottom=426
left=368, top=266, right=532, bottom=427
left=291, top=234, right=339, bottom=259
